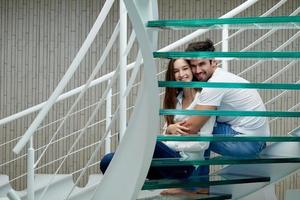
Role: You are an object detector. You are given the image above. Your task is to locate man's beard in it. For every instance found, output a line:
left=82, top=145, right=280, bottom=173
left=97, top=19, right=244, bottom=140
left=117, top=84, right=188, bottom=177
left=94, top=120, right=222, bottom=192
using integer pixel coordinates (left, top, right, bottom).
left=197, top=73, right=212, bottom=82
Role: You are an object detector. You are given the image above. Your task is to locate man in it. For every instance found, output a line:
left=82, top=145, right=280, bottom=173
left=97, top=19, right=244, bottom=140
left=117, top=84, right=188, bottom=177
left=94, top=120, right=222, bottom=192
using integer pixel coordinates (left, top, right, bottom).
left=161, top=39, right=270, bottom=196
left=177, top=39, right=270, bottom=157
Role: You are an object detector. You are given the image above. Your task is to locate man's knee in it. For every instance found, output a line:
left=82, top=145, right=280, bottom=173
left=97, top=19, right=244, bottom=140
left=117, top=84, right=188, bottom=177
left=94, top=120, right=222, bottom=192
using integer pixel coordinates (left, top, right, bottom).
left=210, top=141, right=265, bottom=157
left=99, top=153, right=114, bottom=174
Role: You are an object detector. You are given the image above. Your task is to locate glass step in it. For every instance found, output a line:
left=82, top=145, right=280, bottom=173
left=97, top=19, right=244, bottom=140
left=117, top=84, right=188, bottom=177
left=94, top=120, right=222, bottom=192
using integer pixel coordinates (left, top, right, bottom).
left=160, top=109, right=300, bottom=117
left=147, top=16, right=300, bottom=29
left=158, top=81, right=300, bottom=90
left=157, top=135, right=300, bottom=142
left=142, top=173, right=270, bottom=190
left=138, top=193, right=232, bottom=200
left=153, top=51, right=300, bottom=59
left=151, top=155, right=300, bottom=167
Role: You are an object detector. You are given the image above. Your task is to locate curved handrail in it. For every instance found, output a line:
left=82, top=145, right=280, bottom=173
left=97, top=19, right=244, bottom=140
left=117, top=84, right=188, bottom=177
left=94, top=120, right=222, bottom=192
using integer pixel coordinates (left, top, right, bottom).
left=13, top=0, right=116, bottom=154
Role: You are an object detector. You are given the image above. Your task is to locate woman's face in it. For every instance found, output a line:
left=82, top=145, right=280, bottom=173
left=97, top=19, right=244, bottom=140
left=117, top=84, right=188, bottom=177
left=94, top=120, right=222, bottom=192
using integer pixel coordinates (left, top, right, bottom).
left=173, top=59, right=193, bottom=82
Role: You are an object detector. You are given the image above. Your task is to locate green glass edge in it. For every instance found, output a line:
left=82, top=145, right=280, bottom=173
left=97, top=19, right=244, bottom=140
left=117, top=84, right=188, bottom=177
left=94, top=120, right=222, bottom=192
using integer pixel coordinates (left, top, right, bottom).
left=159, top=81, right=300, bottom=90
left=147, top=16, right=300, bottom=27
left=151, top=156, right=300, bottom=167
left=157, top=135, right=300, bottom=142
left=142, top=174, right=270, bottom=190
left=139, top=193, right=232, bottom=200
left=160, top=109, right=300, bottom=117
left=153, top=51, right=300, bottom=59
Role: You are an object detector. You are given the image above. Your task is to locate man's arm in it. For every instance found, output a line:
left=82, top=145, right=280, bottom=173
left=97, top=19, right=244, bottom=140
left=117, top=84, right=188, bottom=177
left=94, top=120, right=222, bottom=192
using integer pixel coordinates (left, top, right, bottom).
left=182, top=104, right=217, bottom=134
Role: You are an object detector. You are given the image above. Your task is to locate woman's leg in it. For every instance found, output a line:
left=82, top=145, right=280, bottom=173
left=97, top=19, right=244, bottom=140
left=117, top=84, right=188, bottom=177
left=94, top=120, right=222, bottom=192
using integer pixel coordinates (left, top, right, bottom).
left=148, top=141, right=194, bottom=179
left=99, top=141, right=194, bottom=179
left=99, top=152, right=114, bottom=174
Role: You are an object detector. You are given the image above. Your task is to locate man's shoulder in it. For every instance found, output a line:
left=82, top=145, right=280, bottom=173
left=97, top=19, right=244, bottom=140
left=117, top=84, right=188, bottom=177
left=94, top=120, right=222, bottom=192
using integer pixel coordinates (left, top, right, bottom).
left=210, top=68, right=248, bottom=83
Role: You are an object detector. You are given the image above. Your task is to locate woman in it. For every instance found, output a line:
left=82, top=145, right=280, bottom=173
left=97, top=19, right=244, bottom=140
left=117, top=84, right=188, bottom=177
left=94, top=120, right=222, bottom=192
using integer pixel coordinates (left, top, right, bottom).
left=100, top=59, right=215, bottom=195
left=157, top=59, right=215, bottom=195
left=162, top=59, right=215, bottom=160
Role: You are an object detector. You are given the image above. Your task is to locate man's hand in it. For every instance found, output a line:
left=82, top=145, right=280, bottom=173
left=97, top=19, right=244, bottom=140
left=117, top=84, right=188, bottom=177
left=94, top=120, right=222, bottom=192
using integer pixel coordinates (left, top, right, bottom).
left=166, top=121, right=190, bottom=135
left=183, top=105, right=217, bottom=134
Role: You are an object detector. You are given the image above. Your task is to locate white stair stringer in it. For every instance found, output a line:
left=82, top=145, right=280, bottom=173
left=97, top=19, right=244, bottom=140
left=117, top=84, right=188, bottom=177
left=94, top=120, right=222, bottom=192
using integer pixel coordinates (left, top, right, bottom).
left=210, top=141, right=300, bottom=199
left=91, top=0, right=159, bottom=199
left=69, top=175, right=166, bottom=200
left=0, top=175, right=11, bottom=198
left=5, top=174, right=73, bottom=200
left=68, top=174, right=103, bottom=200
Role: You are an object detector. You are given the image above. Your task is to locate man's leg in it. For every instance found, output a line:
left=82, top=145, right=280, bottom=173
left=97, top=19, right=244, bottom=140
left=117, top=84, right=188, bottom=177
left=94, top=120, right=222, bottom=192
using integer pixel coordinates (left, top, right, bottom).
left=187, top=150, right=210, bottom=193
left=210, top=122, right=266, bottom=157
left=190, top=122, right=266, bottom=191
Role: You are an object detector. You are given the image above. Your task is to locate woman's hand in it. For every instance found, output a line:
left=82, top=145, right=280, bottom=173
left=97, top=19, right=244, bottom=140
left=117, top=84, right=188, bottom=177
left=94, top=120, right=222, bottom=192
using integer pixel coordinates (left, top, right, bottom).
left=166, top=121, right=190, bottom=135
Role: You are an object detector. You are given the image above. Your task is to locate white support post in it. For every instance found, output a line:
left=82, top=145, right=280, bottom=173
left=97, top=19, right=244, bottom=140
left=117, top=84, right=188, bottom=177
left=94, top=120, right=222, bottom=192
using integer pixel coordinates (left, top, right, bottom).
left=119, top=0, right=127, bottom=139
left=27, top=137, right=35, bottom=200
left=105, top=80, right=112, bottom=154
left=222, top=25, right=229, bottom=71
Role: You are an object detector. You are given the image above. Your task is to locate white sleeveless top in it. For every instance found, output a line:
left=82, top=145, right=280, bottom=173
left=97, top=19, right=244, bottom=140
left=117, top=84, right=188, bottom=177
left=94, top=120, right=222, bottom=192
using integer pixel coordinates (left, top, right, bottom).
left=163, top=91, right=215, bottom=159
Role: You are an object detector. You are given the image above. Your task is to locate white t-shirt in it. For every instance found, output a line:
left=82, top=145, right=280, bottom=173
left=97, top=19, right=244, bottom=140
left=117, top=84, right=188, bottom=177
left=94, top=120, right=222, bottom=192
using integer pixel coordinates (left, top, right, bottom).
left=196, top=67, right=270, bottom=136
left=163, top=91, right=216, bottom=159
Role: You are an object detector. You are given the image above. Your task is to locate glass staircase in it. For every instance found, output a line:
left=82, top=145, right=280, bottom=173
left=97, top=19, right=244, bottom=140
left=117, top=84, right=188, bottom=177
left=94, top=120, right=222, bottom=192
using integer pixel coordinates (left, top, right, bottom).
left=143, top=174, right=270, bottom=190
left=151, top=155, right=300, bottom=167
left=157, top=135, right=300, bottom=142
left=138, top=192, right=232, bottom=200
left=147, top=16, right=300, bottom=29
left=153, top=51, right=300, bottom=59
left=142, top=15, right=300, bottom=199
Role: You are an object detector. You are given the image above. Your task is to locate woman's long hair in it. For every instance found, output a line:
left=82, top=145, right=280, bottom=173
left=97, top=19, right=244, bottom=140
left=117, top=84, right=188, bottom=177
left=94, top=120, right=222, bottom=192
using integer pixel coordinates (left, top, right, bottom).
left=163, top=59, right=181, bottom=125
left=163, top=59, right=199, bottom=125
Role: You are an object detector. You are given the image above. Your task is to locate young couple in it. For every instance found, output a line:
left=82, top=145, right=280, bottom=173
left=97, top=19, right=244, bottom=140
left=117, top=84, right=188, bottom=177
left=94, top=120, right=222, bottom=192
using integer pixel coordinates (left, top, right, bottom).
left=100, top=39, right=270, bottom=195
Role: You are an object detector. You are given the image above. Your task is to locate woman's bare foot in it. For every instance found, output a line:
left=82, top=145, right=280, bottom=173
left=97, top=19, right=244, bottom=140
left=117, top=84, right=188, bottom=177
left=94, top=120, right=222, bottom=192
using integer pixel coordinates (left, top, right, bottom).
left=160, top=188, right=209, bottom=195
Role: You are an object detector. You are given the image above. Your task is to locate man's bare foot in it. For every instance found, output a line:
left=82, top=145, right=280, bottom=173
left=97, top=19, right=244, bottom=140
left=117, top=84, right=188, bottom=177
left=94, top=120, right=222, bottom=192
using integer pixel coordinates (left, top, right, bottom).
left=160, top=188, right=192, bottom=195
left=194, top=188, right=209, bottom=194
left=160, top=188, right=209, bottom=196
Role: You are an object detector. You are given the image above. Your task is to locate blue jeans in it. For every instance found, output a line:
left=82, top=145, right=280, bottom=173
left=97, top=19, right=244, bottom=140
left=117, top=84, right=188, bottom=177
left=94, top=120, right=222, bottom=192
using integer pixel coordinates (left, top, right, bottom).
left=210, top=122, right=266, bottom=157
left=100, top=123, right=266, bottom=182
left=100, top=141, right=195, bottom=180
left=192, top=122, right=266, bottom=177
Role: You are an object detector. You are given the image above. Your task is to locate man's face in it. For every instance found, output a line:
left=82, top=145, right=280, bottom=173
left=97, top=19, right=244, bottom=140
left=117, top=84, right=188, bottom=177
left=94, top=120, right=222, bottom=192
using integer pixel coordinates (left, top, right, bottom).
left=189, top=59, right=217, bottom=82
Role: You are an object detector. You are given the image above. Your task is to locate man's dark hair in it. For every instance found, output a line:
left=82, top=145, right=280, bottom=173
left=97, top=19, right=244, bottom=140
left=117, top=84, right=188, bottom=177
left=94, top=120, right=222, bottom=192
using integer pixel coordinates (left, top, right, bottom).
left=185, top=39, right=215, bottom=52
